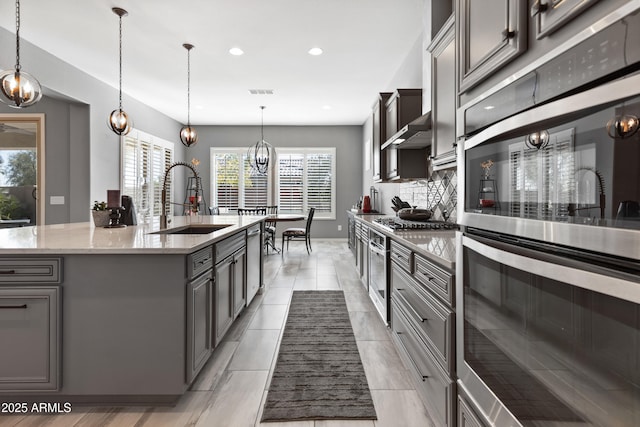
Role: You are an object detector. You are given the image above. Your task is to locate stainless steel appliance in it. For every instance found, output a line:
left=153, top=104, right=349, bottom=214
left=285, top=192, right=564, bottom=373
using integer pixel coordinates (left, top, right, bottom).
left=368, top=228, right=388, bottom=322
left=457, top=5, right=640, bottom=426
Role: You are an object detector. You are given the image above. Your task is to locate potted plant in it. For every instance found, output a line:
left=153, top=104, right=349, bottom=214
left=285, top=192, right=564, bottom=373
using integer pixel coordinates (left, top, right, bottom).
left=91, top=201, right=110, bottom=227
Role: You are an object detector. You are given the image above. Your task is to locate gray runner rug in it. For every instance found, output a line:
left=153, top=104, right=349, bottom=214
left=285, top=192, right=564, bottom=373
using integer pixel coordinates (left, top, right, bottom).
left=261, top=290, right=377, bottom=422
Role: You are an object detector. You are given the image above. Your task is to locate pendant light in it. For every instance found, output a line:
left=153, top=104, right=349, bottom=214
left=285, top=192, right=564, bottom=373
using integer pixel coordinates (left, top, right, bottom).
left=606, top=114, right=639, bottom=139
left=108, top=7, right=132, bottom=136
left=248, top=106, right=273, bottom=174
left=524, top=129, right=550, bottom=150
left=0, top=0, right=43, bottom=108
left=180, top=43, right=198, bottom=147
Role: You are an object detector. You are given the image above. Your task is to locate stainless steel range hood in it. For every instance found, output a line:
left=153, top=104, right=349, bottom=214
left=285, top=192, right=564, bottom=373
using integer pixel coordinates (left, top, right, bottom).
left=381, top=111, right=432, bottom=150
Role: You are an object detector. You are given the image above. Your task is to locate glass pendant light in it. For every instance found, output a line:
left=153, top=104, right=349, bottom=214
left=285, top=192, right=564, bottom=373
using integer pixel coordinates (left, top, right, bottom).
left=0, top=0, right=43, bottom=108
left=248, top=106, right=273, bottom=174
left=108, top=7, right=132, bottom=136
left=524, top=129, right=550, bottom=150
left=180, top=43, right=198, bottom=147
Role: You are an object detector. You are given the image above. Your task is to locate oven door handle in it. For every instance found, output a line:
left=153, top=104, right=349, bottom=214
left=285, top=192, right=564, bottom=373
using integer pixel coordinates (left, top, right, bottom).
left=463, top=235, right=640, bottom=304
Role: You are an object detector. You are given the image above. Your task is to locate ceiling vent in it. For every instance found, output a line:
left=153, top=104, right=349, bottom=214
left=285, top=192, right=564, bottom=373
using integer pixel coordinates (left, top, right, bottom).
left=249, top=89, right=274, bottom=95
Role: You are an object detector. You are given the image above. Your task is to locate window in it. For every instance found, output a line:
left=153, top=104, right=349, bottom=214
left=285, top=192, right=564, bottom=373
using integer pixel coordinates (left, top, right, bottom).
left=210, top=148, right=269, bottom=209
left=509, top=129, right=574, bottom=220
left=210, top=147, right=336, bottom=219
left=121, top=129, right=174, bottom=222
left=277, top=148, right=336, bottom=219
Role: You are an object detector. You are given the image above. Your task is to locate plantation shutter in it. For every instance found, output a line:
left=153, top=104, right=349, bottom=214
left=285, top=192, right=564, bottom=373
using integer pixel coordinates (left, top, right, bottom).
left=306, top=153, right=332, bottom=214
left=278, top=153, right=304, bottom=213
left=214, top=152, right=240, bottom=208
left=243, top=155, right=268, bottom=207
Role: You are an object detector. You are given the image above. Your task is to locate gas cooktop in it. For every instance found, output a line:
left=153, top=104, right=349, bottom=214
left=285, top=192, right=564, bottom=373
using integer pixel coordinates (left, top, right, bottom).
left=373, top=217, right=458, bottom=231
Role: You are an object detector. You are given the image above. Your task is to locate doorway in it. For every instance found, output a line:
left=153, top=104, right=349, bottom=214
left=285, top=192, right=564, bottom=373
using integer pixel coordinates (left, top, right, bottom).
left=0, top=114, right=44, bottom=227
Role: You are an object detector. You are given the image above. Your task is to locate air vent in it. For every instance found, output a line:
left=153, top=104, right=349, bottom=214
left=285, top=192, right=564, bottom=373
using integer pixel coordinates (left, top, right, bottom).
left=249, top=89, right=274, bottom=95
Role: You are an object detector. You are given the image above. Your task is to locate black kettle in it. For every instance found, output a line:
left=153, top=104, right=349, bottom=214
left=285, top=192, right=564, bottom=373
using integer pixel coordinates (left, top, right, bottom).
left=121, top=195, right=137, bottom=226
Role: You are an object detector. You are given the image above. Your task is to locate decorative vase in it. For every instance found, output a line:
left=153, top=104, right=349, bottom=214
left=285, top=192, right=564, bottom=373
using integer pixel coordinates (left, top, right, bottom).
left=92, top=210, right=110, bottom=227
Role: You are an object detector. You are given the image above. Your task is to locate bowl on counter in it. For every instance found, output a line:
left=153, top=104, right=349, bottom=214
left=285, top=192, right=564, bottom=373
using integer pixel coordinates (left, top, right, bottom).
left=479, top=199, right=495, bottom=208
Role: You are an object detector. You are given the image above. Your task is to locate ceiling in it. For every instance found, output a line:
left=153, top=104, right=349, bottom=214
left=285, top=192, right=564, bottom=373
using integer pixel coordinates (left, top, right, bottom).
left=0, top=0, right=425, bottom=126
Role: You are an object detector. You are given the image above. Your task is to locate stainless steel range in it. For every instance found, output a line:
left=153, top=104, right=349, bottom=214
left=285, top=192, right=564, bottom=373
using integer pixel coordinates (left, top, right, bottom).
left=374, top=217, right=459, bottom=231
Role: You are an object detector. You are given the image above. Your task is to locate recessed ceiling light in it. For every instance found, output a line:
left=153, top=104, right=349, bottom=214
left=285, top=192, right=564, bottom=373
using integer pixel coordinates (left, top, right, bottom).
left=308, top=47, right=323, bottom=56
left=484, top=105, right=495, bottom=110
left=229, top=47, right=244, bottom=56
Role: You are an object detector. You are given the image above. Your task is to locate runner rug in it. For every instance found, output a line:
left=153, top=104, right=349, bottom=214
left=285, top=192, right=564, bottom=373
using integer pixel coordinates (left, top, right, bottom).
left=261, top=290, right=377, bottom=422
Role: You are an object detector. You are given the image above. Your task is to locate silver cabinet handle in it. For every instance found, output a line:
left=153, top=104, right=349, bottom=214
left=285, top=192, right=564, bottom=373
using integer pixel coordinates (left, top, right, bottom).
left=531, top=0, right=548, bottom=17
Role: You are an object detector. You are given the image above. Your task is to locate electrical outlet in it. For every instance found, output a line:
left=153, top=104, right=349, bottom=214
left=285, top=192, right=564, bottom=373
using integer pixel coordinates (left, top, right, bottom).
left=338, top=225, right=342, bottom=231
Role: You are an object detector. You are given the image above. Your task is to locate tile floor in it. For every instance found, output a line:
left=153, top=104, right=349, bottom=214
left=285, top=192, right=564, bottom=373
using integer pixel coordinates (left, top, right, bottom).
left=0, top=240, right=436, bottom=427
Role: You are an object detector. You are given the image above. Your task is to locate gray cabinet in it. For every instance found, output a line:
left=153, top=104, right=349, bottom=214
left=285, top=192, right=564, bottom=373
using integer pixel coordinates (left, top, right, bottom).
left=186, top=272, right=212, bottom=383
left=245, top=224, right=262, bottom=305
left=357, top=223, right=369, bottom=290
left=429, top=16, right=457, bottom=169
left=532, top=0, right=599, bottom=39
left=0, top=258, right=62, bottom=283
left=372, top=93, right=392, bottom=182
left=0, top=287, right=60, bottom=391
left=458, top=393, right=486, bottom=427
left=457, top=0, right=527, bottom=92
left=214, top=232, right=247, bottom=346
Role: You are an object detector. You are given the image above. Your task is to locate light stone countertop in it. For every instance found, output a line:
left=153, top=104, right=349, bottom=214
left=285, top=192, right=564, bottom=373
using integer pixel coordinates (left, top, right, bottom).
left=352, top=213, right=456, bottom=271
left=0, top=215, right=265, bottom=255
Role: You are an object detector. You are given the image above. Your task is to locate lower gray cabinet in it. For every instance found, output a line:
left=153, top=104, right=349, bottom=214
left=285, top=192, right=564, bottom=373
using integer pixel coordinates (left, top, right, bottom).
left=232, top=247, right=247, bottom=318
left=214, top=256, right=234, bottom=347
left=186, top=273, right=212, bottom=384
left=458, top=393, right=486, bottom=427
left=0, top=287, right=60, bottom=391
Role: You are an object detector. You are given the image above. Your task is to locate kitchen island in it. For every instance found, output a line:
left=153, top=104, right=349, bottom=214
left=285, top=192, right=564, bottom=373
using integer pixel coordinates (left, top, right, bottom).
left=0, top=215, right=265, bottom=404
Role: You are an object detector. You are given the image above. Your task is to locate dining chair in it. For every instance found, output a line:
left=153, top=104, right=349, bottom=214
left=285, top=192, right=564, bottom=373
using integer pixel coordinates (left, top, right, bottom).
left=258, top=206, right=278, bottom=253
left=281, top=207, right=315, bottom=254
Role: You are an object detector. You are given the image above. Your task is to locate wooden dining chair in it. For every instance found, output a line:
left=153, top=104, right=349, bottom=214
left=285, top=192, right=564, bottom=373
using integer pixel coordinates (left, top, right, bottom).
left=282, top=207, right=315, bottom=254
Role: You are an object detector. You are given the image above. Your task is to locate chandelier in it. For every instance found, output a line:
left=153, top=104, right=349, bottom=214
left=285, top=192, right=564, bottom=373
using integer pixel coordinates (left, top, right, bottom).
left=247, top=106, right=273, bottom=174
left=179, top=43, right=198, bottom=147
left=108, top=7, right=132, bottom=136
left=0, top=0, right=43, bottom=108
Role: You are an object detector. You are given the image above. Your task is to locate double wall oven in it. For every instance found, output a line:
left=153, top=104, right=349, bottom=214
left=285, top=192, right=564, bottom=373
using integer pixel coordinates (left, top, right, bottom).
left=457, top=4, right=640, bottom=426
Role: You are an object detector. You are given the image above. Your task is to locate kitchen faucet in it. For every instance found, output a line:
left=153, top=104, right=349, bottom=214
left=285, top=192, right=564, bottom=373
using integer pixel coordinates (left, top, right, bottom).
left=568, top=167, right=606, bottom=220
left=160, top=161, right=200, bottom=229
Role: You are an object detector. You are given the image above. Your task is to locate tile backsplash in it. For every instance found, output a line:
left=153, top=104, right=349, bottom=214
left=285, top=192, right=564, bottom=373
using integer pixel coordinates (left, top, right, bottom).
left=398, top=169, right=457, bottom=222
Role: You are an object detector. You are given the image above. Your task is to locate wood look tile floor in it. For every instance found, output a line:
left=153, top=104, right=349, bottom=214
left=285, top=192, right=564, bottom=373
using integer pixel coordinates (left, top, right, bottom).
left=1, top=240, right=436, bottom=427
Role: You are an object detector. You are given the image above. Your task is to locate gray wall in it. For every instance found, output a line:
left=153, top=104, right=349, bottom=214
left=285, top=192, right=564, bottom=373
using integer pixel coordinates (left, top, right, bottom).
left=0, top=26, right=184, bottom=224
left=189, top=125, right=362, bottom=238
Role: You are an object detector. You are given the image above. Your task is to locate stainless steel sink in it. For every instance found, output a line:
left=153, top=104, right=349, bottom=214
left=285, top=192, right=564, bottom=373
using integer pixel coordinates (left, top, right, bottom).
left=150, top=224, right=232, bottom=235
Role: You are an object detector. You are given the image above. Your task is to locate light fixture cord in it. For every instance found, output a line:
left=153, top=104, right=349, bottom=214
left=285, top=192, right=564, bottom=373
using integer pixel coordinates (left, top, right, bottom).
left=187, top=48, right=191, bottom=126
left=261, top=106, right=265, bottom=141
left=118, top=12, right=123, bottom=110
left=14, top=0, right=21, bottom=71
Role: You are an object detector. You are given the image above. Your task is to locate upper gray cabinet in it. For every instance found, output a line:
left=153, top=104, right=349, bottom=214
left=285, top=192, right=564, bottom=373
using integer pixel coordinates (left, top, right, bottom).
left=532, top=0, right=599, bottom=39
left=457, top=0, right=527, bottom=92
left=429, top=16, right=457, bottom=169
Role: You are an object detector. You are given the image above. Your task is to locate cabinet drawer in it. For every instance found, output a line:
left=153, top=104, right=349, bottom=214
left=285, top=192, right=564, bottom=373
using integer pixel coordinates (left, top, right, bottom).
left=0, top=287, right=60, bottom=391
left=414, top=253, right=454, bottom=306
left=390, top=240, right=413, bottom=273
left=187, top=246, right=213, bottom=279
left=458, top=394, right=486, bottom=427
left=392, top=300, right=455, bottom=427
left=392, top=266, right=454, bottom=374
left=0, top=258, right=62, bottom=284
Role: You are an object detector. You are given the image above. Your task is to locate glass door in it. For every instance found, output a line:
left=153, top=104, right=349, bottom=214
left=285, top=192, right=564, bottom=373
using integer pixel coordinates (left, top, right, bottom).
left=0, top=114, right=44, bottom=227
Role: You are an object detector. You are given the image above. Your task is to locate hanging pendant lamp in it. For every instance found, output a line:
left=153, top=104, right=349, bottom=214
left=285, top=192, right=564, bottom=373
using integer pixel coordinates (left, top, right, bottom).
left=248, top=106, right=273, bottom=174
left=180, top=43, right=198, bottom=147
left=0, top=0, right=43, bottom=108
left=108, top=7, right=132, bottom=136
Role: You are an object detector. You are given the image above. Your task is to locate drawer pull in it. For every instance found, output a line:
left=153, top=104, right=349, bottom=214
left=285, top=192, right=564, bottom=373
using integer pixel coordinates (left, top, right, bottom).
left=0, top=304, right=27, bottom=309
left=531, top=0, right=548, bottom=17
left=419, top=272, right=435, bottom=282
left=396, top=331, right=429, bottom=381
left=395, top=289, right=428, bottom=322
left=0, top=269, right=16, bottom=275
left=197, top=258, right=210, bottom=265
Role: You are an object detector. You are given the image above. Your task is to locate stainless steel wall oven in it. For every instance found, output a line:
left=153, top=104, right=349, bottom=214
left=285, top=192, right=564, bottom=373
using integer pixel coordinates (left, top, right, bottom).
left=369, top=228, right=389, bottom=323
left=457, top=4, right=640, bottom=426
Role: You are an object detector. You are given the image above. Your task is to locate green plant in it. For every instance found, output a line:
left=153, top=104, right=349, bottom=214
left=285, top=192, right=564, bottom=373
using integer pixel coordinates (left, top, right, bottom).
left=92, top=201, right=108, bottom=211
left=0, top=193, right=25, bottom=220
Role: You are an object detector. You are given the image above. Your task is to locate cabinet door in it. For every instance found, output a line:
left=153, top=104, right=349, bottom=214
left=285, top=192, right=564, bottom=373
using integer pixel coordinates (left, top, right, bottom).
left=430, top=17, right=457, bottom=169
left=186, top=273, right=212, bottom=383
left=233, top=248, right=247, bottom=318
left=385, top=147, right=399, bottom=180
left=533, top=0, right=599, bottom=39
left=214, top=257, right=234, bottom=346
left=457, top=0, right=526, bottom=92
left=0, top=287, right=60, bottom=391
